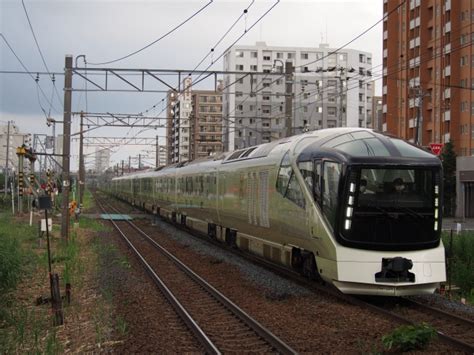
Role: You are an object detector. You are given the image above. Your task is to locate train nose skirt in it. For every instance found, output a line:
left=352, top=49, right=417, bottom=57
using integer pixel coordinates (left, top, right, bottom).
left=375, top=257, right=415, bottom=283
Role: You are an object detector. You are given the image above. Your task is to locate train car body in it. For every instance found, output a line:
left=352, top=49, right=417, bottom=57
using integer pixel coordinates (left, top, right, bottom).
left=110, top=128, right=446, bottom=296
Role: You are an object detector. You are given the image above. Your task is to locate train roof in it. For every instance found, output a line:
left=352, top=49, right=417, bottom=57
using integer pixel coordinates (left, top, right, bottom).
left=112, top=128, right=441, bottom=181
left=297, top=128, right=441, bottom=166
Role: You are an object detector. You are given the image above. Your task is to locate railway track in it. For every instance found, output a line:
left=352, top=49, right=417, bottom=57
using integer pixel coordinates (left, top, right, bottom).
left=95, top=195, right=297, bottom=355
left=102, top=192, right=474, bottom=353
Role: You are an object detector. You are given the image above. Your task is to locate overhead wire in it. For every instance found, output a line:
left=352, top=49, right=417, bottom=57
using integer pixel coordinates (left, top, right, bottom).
left=0, top=33, right=57, bottom=117
left=21, top=0, right=63, bottom=112
left=88, top=0, right=214, bottom=66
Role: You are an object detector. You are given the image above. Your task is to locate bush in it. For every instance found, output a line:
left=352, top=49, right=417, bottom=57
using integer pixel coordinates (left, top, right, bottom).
left=382, top=323, right=436, bottom=352
left=443, top=231, right=474, bottom=299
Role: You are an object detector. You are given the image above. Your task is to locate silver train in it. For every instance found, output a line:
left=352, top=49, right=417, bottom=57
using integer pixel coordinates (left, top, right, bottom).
left=110, top=128, right=446, bottom=296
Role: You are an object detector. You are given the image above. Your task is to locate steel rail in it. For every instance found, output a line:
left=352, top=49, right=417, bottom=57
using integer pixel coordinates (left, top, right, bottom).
left=105, top=192, right=474, bottom=353
left=100, top=196, right=297, bottom=355
left=402, top=298, right=474, bottom=328
left=95, top=198, right=220, bottom=355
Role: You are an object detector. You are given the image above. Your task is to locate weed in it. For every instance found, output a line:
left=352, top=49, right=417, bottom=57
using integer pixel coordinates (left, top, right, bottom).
left=382, top=323, right=436, bottom=352
left=45, top=328, right=62, bottom=355
left=443, top=231, right=474, bottom=300
left=116, top=315, right=128, bottom=336
left=80, top=217, right=109, bottom=232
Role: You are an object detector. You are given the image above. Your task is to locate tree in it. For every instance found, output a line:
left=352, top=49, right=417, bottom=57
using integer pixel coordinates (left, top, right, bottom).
left=440, top=140, right=456, bottom=217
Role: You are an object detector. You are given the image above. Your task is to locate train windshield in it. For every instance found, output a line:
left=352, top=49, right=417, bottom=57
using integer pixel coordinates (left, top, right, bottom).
left=340, top=167, right=441, bottom=251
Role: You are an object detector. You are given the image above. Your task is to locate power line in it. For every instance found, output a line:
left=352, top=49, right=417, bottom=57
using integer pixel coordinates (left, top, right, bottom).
left=21, top=0, right=63, bottom=111
left=295, top=0, right=406, bottom=70
left=88, top=0, right=214, bottom=65
left=0, top=33, right=58, bottom=117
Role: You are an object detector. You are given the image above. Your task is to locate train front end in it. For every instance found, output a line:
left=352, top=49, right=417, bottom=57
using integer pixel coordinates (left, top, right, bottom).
left=298, top=130, right=446, bottom=296
left=333, top=163, right=446, bottom=296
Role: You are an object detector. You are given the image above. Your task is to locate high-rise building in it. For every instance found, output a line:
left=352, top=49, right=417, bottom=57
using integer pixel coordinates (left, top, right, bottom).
left=382, top=0, right=473, bottom=156
left=95, top=148, right=110, bottom=173
left=222, top=42, right=374, bottom=151
left=167, top=78, right=223, bottom=164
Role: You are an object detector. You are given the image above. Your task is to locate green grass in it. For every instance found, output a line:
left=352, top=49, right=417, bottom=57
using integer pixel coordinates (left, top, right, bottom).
left=80, top=217, right=110, bottom=232
left=82, top=189, right=94, bottom=211
left=442, top=231, right=474, bottom=302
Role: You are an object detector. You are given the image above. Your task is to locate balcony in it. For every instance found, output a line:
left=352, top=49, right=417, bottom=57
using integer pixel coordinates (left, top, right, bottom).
left=382, top=104, right=387, bottom=113
left=382, top=122, right=387, bottom=132
left=445, top=0, right=451, bottom=11
left=383, top=85, right=387, bottom=95
left=383, top=30, right=388, bottom=40
left=444, top=132, right=450, bottom=142
left=409, top=118, right=416, bottom=128
left=383, top=48, right=388, bottom=58
left=445, top=43, right=451, bottom=54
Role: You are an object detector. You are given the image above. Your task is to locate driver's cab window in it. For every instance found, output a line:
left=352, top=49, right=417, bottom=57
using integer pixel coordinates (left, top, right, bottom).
left=322, top=162, right=341, bottom=229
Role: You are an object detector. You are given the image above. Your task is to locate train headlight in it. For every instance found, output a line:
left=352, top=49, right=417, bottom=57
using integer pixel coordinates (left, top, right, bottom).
left=434, top=198, right=438, bottom=207
left=346, top=207, right=353, bottom=218
left=348, top=195, right=354, bottom=205
left=434, top=221, right=438, bottom=231
left=349, top=183, right=355, bottom=193
left=435, top=185, right=439, bottom=194
left=434, top=208, right=438, bottom=219
left=344, top=219, right=351, bottom=230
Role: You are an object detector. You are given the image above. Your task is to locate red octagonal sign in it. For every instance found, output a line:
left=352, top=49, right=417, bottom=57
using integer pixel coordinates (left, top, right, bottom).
left=429, top=143, right=444, bottom=156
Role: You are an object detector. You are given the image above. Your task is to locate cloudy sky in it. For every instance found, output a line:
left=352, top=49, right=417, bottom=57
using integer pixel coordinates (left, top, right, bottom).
left=0, top=0, right=383, bottom=170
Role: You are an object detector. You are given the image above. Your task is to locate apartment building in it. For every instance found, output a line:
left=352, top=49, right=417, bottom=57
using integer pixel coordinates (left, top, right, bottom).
left=383, top=0, right=474, bottom=218
left=222, top=42, right=373, bottom=151
left=382, top=0, right=473, bottom=156
left=167, top=78, right=223, bottom=164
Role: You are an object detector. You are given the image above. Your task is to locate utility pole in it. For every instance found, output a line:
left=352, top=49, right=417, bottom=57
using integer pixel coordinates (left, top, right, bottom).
left=4, top=120, right=11, bottom=196
left=155, top=135, right=159, bottom=168
left=414, top=86, right=429, bottom=146
left=128, top=156, right=131, bottom=172
left=16, top=146, right=25, bottom=213
left=285, top=61, right=294, bottom=138
left=61, top=55, right=73, bottom=241
left=121, top=160, right=124, bottom=175
left=138, top=154, right=141, bottom=170
left=78, top=111, right=85, bottom=206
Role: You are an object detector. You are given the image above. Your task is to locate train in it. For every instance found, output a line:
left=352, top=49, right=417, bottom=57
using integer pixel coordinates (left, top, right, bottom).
left=109, top=128, right=446, bottom=296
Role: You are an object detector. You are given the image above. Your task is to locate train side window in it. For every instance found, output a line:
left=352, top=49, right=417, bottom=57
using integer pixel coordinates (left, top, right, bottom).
left=276, top=152, right=292, bottom=195
left=322, top=162, right=341, bottom=229
left=286, top=172, right=305, bottom=209
left=298, top=161, right=314, bottom=191
left=314, top=161, right=322, bottom=204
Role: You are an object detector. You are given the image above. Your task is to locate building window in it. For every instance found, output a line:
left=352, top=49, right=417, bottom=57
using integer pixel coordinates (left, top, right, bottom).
left=263, top=55, right=271, bottom=61
left=359, top=54, right=366, bottom=63
left=328, top=94, right=335, bottom=102
left=460, top=56, right=467, bottom=66
left=251, top=51, right=257, bottom=58
left=236, top=91, right=243, bottom=97
left=238, top=78, right=244, bottom=84
left=287, top=53, right=294, bottom=59
left=236, top=51, right=244, bottom=58
left=236, top=64, right=244, bottom=71
left=301, top=52, right=309, bottom=60
left=461, top=101, right=467, bottom=112
left=237, top=104, right=243, bottom=111
left=250, top=65, right=257, bottom=72
left=367, top=57, right=372, bottom=64
left=327, top=79, right=337, bottom=87
left=276, top=52, right=283, bottom=59
left=327, top=107, right=336, bottom=116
